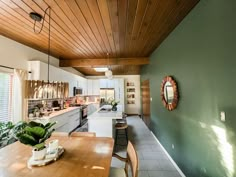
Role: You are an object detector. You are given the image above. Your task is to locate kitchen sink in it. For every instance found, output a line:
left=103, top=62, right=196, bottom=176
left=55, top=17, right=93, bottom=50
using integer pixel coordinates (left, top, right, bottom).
left=98, top=108, right=111, bottom=112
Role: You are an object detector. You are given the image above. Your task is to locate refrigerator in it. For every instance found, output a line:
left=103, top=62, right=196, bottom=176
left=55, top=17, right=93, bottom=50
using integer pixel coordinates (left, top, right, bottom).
left=100, top=88, right=115, bottom=102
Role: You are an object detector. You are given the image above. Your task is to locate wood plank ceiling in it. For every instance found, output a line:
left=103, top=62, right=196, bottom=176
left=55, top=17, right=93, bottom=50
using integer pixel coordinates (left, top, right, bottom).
left=0, top=0, right=199, bottom=76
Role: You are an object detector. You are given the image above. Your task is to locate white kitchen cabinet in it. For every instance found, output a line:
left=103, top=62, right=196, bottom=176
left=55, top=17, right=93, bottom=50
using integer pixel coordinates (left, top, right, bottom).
left=68, top=109, right=81, bottom=131
left=87, top=79, right=100, bottom=96
left=83, top=79, right=87, bottom=96
left=99, top=79, right=115, bottom=88
left=107, top=80, right=115, bottom=88
left=49, top=108, right=81, bottom=133
left=56, top=123, right=69, bottom=132
left=87, top=79, right=93, bottom=95
left=92, top=80, right=100, bottom=95
left=99, top=79, right=107, bottom=88
left=114, top=78, right=124, bottom=110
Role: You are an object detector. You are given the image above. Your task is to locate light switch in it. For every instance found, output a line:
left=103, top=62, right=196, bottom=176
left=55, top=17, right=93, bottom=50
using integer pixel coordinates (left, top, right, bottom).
left=150, top=97, right=152, bottom=102
left=220, top=111, right=225, bottom=122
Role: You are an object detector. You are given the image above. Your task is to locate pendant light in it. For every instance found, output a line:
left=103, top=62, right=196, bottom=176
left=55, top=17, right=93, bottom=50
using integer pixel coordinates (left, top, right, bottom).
left=30, top=7, right=52, bottom=98
left=105, top=53, right=113, bottom=79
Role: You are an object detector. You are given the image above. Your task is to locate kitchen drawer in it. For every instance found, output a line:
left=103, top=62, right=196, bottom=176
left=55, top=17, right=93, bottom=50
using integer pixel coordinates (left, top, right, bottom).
left=55, top=123, right=69, bottom=132
left=50, top=115, right=67, bottom=129
left=69, top=117, right=80, bottom=131
left=50, top=108, right=81, bottom=132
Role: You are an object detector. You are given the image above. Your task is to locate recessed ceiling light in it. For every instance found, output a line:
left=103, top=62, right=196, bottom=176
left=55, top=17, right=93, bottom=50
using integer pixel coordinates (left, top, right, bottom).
left=94, top=67, right=108, bottom=72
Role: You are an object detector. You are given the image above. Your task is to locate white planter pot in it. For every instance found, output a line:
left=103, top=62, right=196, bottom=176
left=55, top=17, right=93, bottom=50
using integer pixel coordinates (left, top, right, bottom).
left=32, top=147, right=46, bottom=161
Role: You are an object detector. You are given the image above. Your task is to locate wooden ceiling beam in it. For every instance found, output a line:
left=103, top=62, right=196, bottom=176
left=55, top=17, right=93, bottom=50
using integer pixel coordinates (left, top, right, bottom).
left=59, top=57, right=149, bottom=67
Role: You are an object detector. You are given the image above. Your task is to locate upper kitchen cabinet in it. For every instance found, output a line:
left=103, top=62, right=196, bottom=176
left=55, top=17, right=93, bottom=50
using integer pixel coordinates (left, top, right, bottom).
left=76, top=77, right=87, bottom=96
left=28, top=61, right=86, bottom=97
left=87, top=79, right=100, bottom=96
left=81, top=79, right=87, bottom=96
left=93, top=80, right=100, bottom=95
left=99, top=79, right=107, bottom=88
left=107, top=80, right=115, bottom=88
left=99, top=79, right=114, bottom=88
left=87, top=79, right=93, bottom=95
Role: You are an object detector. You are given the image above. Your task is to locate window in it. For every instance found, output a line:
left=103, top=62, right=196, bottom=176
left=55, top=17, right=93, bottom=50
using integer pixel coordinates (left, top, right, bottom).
left=0, top=72, right=13, bottom=122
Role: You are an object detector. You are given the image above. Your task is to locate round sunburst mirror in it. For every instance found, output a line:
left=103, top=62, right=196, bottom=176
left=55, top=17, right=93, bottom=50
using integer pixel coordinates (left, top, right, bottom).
left=160, top=76, right=179, bottom=111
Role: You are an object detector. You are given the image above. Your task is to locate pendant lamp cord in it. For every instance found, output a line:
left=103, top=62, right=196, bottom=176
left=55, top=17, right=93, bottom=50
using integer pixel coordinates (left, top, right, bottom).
left=32, top=6, right=51, bottom=83
left=107, top=53, right=110, bottom=70
left=32, top=6, right=50, bottom=34
left=47, top=7, right=51, bottom=83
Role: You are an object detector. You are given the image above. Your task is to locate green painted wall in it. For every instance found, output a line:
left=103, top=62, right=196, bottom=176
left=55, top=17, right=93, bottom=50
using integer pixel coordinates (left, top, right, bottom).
left=141, top=0, right=236, bottom=177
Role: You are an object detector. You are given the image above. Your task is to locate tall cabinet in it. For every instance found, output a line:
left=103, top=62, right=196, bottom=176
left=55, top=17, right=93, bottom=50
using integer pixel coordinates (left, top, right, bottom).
left=87, top=79, right=100, bottom=95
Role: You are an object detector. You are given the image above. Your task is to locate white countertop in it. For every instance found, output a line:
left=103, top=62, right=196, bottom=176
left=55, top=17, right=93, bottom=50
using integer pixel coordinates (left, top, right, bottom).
left=29, top=107, right=81, bottom=120
left=84, top=102, right=99, bottom=105
left=87, top=105, right=123, bottom=120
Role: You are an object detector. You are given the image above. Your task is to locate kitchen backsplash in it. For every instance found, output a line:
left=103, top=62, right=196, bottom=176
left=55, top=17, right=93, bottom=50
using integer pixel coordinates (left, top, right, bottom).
left=28, top=99, right=63, bottom=113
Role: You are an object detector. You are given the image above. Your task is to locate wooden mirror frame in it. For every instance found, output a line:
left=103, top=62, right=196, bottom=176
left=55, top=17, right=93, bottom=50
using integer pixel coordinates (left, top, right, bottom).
left=160, top=76, right=178, bottom=111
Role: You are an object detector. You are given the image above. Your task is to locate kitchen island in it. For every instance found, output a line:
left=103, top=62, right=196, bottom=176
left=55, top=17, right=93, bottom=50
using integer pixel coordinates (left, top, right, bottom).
left=87, top=105, right=123, bottom=137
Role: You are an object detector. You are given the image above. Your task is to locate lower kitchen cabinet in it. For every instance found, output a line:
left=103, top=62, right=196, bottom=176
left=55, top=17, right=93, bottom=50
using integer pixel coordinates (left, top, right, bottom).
left=50, top=108, right=81, bottom=133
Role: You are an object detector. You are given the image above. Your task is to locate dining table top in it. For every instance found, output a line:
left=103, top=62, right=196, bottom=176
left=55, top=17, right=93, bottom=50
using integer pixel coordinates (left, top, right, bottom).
left=0, top=136, right=114, bottom=177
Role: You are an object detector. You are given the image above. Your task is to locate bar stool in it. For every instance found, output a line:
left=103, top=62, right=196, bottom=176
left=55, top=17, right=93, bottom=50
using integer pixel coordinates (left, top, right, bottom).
left=116, top=112, right=127, bottom=124
left=115, top=113, right=128, bottom=147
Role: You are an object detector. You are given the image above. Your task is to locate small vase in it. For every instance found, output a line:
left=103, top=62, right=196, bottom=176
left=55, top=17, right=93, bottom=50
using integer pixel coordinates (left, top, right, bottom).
left=32, top=147, right=46, bottom=160
left=112, top=106, right=117, bottom=111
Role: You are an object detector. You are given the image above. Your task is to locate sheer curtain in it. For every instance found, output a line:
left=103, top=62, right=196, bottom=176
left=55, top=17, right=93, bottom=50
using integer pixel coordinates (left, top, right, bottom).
left=12, top=69, right=28, bottom=123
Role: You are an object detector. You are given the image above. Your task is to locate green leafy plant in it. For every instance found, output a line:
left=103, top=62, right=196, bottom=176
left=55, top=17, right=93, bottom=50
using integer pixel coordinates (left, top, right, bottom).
left=0, top=121, right=15, bottom=148
left=13, top=121, right=56, bottom=150
left=107, top=98, right=119, bottom=111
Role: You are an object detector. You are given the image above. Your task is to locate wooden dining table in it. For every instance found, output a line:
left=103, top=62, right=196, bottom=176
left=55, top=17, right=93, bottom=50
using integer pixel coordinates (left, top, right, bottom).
left=0, top=136, right=114, bottom=177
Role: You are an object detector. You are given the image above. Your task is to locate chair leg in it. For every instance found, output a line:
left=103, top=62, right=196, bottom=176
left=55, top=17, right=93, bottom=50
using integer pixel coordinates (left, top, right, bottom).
left=125, top=128, right=128, bottom=145
left=115, top=129, right=118, bottom=145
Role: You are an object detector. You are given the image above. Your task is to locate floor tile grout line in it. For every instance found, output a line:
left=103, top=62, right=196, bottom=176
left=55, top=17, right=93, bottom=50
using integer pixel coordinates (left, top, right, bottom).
left=112, top=116, right=183, bottom=177
left=150, top=131, right=186, bottom=177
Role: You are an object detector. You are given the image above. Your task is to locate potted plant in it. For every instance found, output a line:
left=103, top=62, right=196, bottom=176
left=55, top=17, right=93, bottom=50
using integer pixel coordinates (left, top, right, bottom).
left=0, top=121, right=16, bottom=148
left=110, top=99, right=119, bottom=111
left=13, top=121, right=56, bottom=160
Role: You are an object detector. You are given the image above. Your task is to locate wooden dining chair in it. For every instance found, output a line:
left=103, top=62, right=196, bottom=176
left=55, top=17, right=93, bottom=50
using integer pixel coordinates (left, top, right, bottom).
left=70, top=132, right=96, bottom=137
left=109, top=141, right=139, bottom=177
left=51, top=132, right=69, bottom=137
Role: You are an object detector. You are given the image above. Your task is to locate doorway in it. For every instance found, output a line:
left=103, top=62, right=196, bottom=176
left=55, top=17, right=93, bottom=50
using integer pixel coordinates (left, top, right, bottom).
left=141, top=80, right=151, bottom=129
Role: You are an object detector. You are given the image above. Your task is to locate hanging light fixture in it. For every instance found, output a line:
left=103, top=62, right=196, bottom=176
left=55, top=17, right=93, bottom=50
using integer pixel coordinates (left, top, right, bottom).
left=105, top=53, right=113, bottom=79
left=30, top=7, right=53, bottom=98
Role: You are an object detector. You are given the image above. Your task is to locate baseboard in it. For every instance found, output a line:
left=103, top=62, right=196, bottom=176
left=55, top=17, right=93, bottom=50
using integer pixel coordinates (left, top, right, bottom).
left=127, top=114, right=140, bottom=116
left=151, top=131, right=186, bottom=177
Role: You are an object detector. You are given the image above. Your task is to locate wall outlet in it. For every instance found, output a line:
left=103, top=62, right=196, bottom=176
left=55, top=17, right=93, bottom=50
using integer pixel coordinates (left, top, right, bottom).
left=172, top=144, right=175, bottom=149
left=220, top=111, right=226, bottom=122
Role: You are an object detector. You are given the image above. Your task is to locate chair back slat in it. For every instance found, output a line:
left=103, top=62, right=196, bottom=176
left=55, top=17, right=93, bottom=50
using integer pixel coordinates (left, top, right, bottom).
left=127, top=141, right=139, bottom=177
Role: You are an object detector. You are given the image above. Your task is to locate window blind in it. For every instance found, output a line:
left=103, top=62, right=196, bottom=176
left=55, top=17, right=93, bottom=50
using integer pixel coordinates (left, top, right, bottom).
left=0, top=72, right=13, bottom=122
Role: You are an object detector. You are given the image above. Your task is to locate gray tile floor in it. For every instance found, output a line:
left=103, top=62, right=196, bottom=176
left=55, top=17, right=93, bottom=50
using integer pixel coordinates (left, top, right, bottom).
left=112, top=116, right=182, bottom=177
